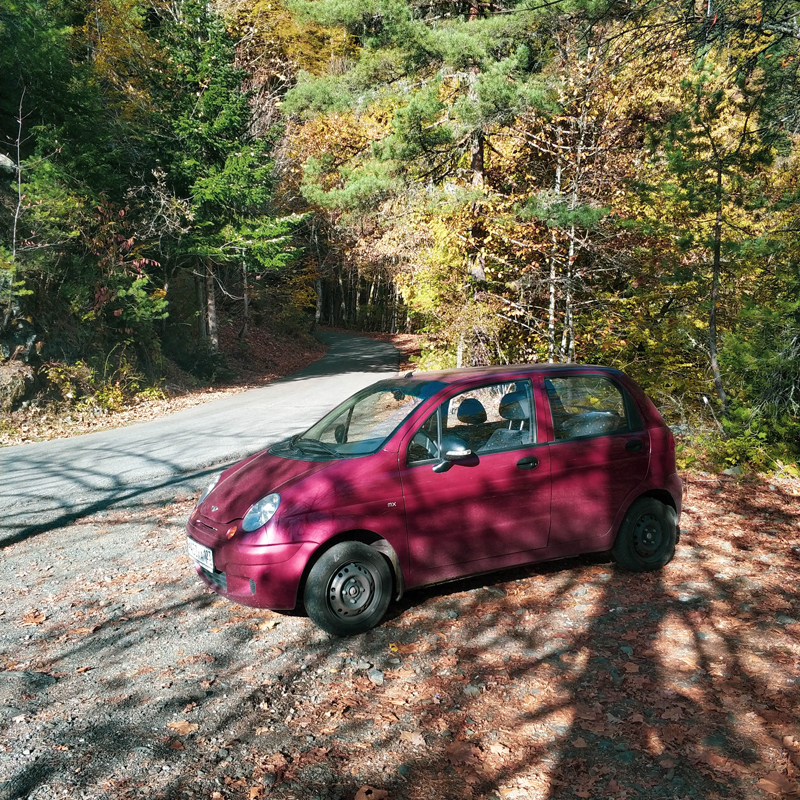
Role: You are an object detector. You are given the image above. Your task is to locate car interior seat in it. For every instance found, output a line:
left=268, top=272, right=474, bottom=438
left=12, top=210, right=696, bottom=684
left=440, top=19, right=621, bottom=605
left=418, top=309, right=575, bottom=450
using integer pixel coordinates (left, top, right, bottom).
left=482, top=391, right=530, bottom=451
left=453, top=397, right=489, bottom=450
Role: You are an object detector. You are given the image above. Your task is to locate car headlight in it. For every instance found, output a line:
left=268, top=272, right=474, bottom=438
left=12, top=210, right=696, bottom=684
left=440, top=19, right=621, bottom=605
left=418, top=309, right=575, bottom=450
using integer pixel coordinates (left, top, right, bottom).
left=241, top=493, right=280, bottom=532
left=198, top=473, right=221, bottom=506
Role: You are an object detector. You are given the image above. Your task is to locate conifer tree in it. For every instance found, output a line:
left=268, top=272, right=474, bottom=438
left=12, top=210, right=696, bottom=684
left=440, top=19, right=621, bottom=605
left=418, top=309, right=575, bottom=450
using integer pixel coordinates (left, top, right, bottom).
left=148, top=0, right=299, bottom=352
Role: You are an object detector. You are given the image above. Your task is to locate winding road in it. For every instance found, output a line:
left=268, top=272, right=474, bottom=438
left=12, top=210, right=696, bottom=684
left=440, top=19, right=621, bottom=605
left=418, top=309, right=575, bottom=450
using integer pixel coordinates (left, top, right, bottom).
left=0, top=331, right=399, bottom=545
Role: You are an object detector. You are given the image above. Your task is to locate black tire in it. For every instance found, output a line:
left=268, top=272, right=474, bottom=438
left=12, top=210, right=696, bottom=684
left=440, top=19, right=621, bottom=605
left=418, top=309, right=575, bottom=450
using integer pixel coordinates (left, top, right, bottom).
left=612, top=497, right=677, bottom=572
left=304, top=542, right=392, bottom=636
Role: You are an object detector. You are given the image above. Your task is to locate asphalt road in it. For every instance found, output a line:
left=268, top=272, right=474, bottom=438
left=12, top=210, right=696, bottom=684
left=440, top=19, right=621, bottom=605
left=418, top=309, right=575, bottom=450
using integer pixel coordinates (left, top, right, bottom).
left=0, top=331, right=399, bottom=545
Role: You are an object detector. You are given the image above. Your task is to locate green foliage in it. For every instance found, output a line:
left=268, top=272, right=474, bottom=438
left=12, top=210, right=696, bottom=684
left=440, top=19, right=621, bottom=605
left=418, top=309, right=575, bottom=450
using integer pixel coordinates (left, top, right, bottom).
left=722, top=298, right=800, bottom=416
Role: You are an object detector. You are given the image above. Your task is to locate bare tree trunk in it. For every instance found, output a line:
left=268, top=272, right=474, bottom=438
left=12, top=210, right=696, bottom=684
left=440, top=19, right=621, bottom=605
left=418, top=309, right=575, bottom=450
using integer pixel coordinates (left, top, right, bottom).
left=709, top=169, right=728, bottom=415
left=548, top=231, right=558, bottom=363
left=391, top=283, right=399, bottom=333
left=368, top=275, right=377, bottom=328
left=196, top=273, right=207, bottom=341
left=560, top=227, right=575, bottom=362
left=205, top=259, right=219, bottom=353
left=239, top=260, right=249, bottom=341
left=314, top=276, right=323, bottom=329
left=11, top=88, right=26, bottom=261
left=337, top=271, right=347, bottom=326
left=355, top=268, right=362, bottom=328
left=470, top=129, right=485, bottom=188
left=548, top=141, right=564, bottom=363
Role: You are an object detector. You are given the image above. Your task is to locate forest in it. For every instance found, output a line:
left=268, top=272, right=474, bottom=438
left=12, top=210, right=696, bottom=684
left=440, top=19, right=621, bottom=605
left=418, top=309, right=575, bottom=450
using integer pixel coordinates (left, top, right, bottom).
left=1, top=0, right=798, bottom=470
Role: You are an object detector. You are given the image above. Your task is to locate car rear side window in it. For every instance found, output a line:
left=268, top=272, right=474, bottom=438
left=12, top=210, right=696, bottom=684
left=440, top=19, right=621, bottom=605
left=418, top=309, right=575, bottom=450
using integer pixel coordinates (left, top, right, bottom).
left=544, top=375, right=632, bottom=440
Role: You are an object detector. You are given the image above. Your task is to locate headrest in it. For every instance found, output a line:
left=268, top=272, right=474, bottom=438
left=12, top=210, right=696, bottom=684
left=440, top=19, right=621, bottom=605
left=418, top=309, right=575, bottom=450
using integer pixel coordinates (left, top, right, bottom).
left=456, top=398, right=487, bottom=425
left=499, top=391, right=529, bottom=420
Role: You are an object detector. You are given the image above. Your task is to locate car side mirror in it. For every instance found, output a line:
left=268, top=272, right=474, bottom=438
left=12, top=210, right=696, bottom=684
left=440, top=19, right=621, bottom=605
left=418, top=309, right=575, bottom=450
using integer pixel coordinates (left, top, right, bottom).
left=432, top=435, right=472, bottom=473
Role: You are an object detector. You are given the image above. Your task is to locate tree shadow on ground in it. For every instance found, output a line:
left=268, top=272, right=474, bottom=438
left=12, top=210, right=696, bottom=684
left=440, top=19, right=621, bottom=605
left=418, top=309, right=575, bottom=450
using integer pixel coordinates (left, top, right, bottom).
left=0, top=475, right=797, bottom=800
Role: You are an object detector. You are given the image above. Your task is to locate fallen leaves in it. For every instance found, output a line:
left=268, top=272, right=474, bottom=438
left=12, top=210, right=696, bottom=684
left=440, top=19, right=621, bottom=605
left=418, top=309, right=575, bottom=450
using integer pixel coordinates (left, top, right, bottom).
left=176, top=653, right=215, bottom=665
left=445, top=740, right=482, bottom=767
left=355, top=787, right=388, bottom=800
left=757, top=771, right=800, bottom=796
left=399, top=731, right=425, bottom=747
left=660, top=705, right=684, bottom=721
left=166, top=721, right=198, bottom=735
left=1, top=470, right=798, bottom=800
left=572, top=737, right=588, bottom=749
left=19, top=609, right=46, bottom=626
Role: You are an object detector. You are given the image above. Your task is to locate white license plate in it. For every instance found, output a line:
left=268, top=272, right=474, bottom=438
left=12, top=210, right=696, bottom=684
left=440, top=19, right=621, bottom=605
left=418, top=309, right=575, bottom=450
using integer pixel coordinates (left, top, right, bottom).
left=187, top=537, right=214, bottom=572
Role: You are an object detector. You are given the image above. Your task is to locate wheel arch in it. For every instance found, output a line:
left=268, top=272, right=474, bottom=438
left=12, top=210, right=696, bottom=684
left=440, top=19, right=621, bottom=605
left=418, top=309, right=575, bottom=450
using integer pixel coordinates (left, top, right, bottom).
left=297, top=530, right=405, bottom=611
left=634, top=489, right=680, bottom=541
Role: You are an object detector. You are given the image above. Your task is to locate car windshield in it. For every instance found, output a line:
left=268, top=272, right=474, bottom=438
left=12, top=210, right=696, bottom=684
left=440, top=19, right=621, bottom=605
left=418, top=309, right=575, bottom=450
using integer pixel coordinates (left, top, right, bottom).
left=271, top=379, right=445, bottom=460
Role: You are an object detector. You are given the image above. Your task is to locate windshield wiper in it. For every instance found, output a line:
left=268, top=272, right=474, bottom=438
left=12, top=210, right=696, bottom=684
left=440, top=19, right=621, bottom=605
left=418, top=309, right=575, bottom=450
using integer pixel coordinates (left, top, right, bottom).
left=291, top=437, right=339, bottom=458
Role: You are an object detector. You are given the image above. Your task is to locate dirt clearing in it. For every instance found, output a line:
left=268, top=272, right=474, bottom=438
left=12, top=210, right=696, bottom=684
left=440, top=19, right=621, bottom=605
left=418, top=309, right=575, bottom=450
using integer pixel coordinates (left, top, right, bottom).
left=0, top=473, right=798, bottom=800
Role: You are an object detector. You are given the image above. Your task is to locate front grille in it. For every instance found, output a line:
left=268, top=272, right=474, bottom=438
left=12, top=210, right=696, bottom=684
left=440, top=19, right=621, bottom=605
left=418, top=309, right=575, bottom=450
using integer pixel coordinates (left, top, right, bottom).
left=201, top=567, right=227, bottom=591
left=195, top=519, right=219, bottom=534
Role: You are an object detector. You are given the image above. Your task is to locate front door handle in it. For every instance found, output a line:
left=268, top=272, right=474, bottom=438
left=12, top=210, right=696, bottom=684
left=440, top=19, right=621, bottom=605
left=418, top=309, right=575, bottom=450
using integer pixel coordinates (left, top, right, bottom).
left=517, top=456, right=539, bottom=470
left=625, top=438, right=643, bottom=452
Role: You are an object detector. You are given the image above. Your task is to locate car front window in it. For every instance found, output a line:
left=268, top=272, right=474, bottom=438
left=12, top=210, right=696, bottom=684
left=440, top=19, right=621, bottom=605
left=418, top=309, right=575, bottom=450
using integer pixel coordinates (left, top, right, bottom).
left=272, top=379, right=445, bottom=460
left=407, top=379, right=535, bottom=464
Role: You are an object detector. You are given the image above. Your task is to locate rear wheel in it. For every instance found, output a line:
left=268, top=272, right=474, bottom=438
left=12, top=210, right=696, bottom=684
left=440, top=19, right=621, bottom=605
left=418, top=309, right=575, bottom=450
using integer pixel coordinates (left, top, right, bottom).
left=304, top=542, right=392, bottom=636
left=612, top=498, right=677, bottom=571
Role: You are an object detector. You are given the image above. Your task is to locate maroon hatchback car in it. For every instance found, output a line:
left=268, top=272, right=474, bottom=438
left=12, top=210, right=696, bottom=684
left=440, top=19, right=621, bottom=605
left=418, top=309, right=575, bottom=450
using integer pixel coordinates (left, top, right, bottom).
left=186, top=365, right=682, bottom=636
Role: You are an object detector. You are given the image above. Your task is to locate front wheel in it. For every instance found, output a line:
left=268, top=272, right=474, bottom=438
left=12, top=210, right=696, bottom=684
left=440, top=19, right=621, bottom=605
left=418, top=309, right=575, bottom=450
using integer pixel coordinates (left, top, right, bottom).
left=304, top=542, right=392, bottom=636
left=612, top=498, right=677, bottom=572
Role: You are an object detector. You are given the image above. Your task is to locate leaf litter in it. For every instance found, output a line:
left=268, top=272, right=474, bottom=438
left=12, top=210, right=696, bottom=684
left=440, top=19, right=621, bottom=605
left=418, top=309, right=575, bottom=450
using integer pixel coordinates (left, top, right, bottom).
left=0, top=471, right=797, bottom=799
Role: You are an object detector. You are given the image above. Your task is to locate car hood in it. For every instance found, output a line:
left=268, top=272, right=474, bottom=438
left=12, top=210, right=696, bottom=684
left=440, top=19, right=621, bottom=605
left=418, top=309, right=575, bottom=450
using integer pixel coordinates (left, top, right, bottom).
left=198, top=448, right=334, bottom=524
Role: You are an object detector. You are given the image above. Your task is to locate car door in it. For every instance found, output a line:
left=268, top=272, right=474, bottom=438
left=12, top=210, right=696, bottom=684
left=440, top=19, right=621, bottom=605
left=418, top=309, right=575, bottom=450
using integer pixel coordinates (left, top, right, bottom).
left=398, top=378, right=552, bottom=586
left=542, top=372, right=650, bottom=548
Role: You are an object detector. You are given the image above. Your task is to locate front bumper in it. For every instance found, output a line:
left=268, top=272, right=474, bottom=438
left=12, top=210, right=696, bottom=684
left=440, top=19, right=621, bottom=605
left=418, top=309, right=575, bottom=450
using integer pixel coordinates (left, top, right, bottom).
left=187, top=516, right=318, bottom=610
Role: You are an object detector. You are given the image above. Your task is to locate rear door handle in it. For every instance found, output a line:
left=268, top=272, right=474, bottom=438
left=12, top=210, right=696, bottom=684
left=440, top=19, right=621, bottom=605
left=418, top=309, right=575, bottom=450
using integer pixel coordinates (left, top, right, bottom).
left=516, top=456, right=539, bottom=470
left=625, top=439, right=643, bottom=452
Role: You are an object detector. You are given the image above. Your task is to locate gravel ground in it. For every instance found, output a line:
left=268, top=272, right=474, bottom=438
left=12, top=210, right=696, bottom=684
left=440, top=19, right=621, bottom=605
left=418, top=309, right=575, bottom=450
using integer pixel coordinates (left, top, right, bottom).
left=0, top=474, right=798, bottom=800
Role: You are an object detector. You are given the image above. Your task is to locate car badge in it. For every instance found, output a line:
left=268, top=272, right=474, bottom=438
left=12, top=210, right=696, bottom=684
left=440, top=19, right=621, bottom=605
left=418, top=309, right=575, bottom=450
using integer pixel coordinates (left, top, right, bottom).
left=211, top=505, right=219, bottom=512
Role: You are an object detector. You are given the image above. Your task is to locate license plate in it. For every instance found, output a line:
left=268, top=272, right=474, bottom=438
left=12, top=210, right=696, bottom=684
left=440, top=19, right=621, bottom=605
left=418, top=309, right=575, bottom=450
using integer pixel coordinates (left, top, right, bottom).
left=187, top=537, right=214, bottom=572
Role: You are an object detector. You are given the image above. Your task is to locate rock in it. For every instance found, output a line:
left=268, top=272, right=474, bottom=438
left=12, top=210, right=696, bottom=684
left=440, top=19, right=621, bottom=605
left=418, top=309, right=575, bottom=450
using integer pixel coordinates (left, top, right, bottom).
left=0, top=316, right=38, bottom=363
left=0, top=706, right=22, bottom=724
left=0, top=362, right=34, bottom=412
left=463, top=683, right=481, bottom=697
left=722, top=466, right=741, bottom=476
left=367, top=669, right=384, bottom=686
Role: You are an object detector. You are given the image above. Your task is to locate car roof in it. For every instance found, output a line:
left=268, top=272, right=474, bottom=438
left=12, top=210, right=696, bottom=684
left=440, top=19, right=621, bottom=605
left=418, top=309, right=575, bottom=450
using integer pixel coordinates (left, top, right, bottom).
left=403, top=363, right=625, bottom=385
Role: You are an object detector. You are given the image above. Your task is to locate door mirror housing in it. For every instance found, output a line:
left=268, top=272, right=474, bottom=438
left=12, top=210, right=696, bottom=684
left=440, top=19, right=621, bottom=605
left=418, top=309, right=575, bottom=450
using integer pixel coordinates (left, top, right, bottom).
left=432, top=435, right=472, bottom=472
left=441, top=435, right=472, bottom=460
